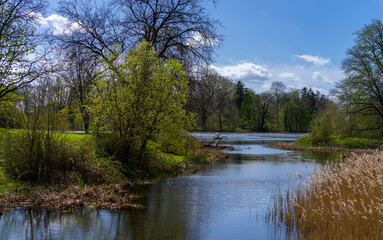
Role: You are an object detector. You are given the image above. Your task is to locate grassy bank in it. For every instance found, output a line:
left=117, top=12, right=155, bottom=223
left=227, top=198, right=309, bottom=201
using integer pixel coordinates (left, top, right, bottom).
left=270, top=134, right=383, bottom=155
left=271, top=150, right=383, bottom=239
left=0, top=129, right=228, bottom=212
left=296, top=134, right=383, bottom=149
left=270, top=142, right=376, bottom=154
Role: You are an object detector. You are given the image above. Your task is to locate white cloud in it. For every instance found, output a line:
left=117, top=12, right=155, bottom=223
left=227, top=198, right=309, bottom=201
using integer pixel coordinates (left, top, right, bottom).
left=31, top=12, right=83, bottom=35
left=210, top=62, right=271, bottom=83
left=279, top=72, right=298, bottom=79
left=210, top=61, right=344, bottom=94
left=312, top=71, right=334, bottom=84
left=297, top=55, right=330, bottom=66
left=187, top=32, right=219, bottom=48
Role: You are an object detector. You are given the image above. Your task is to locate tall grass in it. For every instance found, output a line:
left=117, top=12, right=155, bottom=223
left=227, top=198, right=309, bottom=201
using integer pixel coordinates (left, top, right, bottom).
left=271, top=151, right=383, bottom=239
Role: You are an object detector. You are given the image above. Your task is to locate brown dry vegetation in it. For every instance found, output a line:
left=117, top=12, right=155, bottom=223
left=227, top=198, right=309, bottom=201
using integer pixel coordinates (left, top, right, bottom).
left=0, top=182, right=143, bottom=213
left=195, top=145, right=232, bottom=161
left=272, top=150, right=383, bottom=239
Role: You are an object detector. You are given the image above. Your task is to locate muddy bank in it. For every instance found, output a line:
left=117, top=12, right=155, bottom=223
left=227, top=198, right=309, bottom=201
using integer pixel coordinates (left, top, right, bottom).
left=270, top=142, right=376, bottom=154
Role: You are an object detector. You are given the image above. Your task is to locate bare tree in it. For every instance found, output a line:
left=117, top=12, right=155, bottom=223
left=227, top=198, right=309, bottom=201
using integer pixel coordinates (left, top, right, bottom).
left=57, top=0, right=219, bottom=71
left=118, top=0, right=219, bottom=64
left=61, top=47, right=98, bottom=132
left=188, top=68, right=226, bottom=131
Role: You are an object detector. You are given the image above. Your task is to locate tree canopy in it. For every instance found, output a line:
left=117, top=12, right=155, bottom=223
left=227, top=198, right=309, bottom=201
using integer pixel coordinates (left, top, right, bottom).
left=336, top=19, right=383, bottom=134
left=89, top=42, right=192, bottom=166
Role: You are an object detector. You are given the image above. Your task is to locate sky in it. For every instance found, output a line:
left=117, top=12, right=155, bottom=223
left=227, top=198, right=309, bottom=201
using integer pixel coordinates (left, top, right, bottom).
left=44, top=0, right=383, bottom=94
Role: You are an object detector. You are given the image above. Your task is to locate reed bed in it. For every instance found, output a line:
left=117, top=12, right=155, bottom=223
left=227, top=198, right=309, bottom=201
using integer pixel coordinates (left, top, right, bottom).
left=271, top=150, right=383, bottom=239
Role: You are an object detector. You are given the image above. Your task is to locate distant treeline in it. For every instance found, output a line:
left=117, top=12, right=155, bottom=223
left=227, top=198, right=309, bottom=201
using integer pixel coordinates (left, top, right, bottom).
left=187, top=70, right=329, bottom=132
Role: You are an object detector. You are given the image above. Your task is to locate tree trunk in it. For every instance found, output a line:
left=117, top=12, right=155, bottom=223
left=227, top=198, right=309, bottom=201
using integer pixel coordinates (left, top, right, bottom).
left=83, top=113, right=90, bottom=133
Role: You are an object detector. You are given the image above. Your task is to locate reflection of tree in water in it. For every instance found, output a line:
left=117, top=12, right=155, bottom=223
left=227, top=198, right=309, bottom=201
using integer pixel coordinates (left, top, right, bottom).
left=297, top=151, right=342, bottom=165
left=0, top=135, right=343, bottom=240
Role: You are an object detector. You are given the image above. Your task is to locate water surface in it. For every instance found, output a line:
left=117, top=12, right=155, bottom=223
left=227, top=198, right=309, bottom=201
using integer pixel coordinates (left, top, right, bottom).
left=0, top=133, right=339, bottom=240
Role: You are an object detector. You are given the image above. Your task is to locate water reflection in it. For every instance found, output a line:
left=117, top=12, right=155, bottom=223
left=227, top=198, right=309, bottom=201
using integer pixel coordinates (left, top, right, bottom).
left=0, top=133, right=340, bottom=240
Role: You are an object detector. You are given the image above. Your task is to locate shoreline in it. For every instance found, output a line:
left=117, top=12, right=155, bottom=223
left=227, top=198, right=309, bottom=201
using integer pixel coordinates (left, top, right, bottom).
left=0, top=145, right=231, bottom=214
left=270, top=142, right=377, bottom=154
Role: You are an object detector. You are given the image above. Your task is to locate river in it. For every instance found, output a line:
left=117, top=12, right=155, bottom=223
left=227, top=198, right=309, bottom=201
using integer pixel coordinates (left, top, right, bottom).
left=0, top=133, right=340, bottom=240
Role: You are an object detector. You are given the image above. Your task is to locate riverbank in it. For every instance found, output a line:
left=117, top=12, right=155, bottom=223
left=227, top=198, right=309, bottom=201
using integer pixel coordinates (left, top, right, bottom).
left=270, top=142, right=376, bottom=154
left=0, top=133, right=230, bottom=213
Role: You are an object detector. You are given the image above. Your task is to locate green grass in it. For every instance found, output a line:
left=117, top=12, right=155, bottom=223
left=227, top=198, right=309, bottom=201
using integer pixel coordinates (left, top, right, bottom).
left=0, top=129, right=209, bottom=187
left=296, top=134, right=383, bottom=149
left=63, top=132, right=93, bottom=141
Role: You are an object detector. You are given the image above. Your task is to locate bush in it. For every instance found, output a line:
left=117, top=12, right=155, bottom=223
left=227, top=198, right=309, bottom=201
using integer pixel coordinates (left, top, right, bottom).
left=0, top=130, right=120, bottom=185
left=295, top=134, right=315, bottom=146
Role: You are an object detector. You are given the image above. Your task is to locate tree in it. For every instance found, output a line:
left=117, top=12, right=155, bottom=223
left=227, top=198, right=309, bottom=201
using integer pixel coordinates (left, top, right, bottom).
left=89, top=42, right=192, bottom=168
left=281, top=91, right=310, bottom=132
left=61, top=47, right=98, bottom=133
left=270, top=81, right=285, bottom=131
left=256, top=92, right=271, bottom=131
left=240, top=89, right=257, bottom=129
left=57, top=0, right=219, bottom=72
left=215, top=77, right=234, bottom=131
left=336, top=19, right=383, bottom=133
left=235, top=80, right=245, bottom=109
left=188, top=68, right=227, bottom=131
left=301, top=87, right=329, bottom=116
left=0, top=0, right=47, bottom=101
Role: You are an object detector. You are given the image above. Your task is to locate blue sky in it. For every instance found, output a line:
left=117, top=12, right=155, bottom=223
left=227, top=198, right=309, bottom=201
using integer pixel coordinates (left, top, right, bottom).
left=44, top=0, right=383, bottom=93
left=206, top=0, right=383, bottom=93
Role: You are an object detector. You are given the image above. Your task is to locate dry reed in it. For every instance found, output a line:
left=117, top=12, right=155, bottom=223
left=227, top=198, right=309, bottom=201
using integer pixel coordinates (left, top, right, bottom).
left=272, top=150, right=383, bottom=239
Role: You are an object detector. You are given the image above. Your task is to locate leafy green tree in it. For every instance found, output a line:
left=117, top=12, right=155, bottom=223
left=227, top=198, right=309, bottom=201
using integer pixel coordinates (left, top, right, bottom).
left=89, top=42, right=192, bottom=168
left=0, top=0, right=47, bottom=101
left=335, top=19, right=383, bottom=134
left=256, top=92, right=271, bottom=131
left=270, top=81, right=285, bottom=131
left=310, top=103, right=340, bottom=144
left=240, top=90, right=257, bottom=129
left=235, top=80, right=245, bottom=109
left=281, top=91, right=310, bottom=132
left=301, top=87, right=329, bottom=117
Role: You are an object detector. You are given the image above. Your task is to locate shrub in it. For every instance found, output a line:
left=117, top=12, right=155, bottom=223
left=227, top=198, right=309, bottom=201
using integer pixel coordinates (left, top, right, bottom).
left=0, top=130, right=120, bottom=185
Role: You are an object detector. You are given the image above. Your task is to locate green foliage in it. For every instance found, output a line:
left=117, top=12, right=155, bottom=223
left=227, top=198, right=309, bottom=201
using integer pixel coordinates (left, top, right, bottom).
left=1, top=130, right=90, bottom=185
left=89, top=42, right=193, bottom=172
left=240, top=90, right=257, bottom=129
left=281, top=91, right=311, bottom=132
left=295, top=134, right=317, bottom=146
left=331, top=138, right=383, bottom=149
left=0, top=2, right=39, bottom=100
left=296, top=134, right=383, bottom=149
left=310, top=103, right=340, bottom=144
left=0, top=130, right=126, bottom=185
left=0, top=99, right=22, bottom=128
left=336, top=19, right=383, bottom=135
